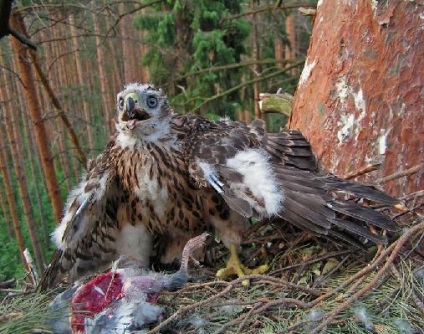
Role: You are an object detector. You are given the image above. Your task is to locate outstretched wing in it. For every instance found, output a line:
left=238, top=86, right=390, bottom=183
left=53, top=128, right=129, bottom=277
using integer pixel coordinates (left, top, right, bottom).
left=249, top=119, right=317, bottom=171
left=185, top=117, right=313, bottom=219
left=184, top=116, right=398, bottom=245
left=274, top=167, right=398, bottom=245
left=38, top=143, right=121, bottom=291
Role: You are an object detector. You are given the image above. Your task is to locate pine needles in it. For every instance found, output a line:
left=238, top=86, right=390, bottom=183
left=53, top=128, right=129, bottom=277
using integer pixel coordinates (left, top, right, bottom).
left=0, top=291, right=55, bottom=333
left=1, top=221, right=423, bottom=334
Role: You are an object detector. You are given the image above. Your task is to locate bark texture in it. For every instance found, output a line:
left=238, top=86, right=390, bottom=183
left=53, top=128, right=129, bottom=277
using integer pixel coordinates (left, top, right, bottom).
left=10, top=12, right=64, bottom=221
left=289, top=0, right=423, bottom=198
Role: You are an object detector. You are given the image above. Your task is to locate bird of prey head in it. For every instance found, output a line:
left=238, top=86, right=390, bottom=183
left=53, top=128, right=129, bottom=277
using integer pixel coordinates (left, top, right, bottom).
left=115, top=83, right=173, bottom=140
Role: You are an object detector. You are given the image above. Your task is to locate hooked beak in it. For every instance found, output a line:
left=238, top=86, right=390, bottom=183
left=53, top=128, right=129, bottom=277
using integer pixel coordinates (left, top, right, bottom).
left=126, top=96, right=136, bottom=118
left=122, top=96, right=151, bottom=122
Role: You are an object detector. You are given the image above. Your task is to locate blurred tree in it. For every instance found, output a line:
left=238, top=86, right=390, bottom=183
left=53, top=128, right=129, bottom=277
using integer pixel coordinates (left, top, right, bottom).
left=135, top=0, right=250, bottom=119
left=9, top=12, right=63, bottom=223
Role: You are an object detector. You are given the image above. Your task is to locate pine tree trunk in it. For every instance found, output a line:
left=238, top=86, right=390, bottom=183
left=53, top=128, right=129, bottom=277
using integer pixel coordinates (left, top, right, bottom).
left=119, top=2, right=137, bottom=83
left=0, top=59, right=25, bottom=246
left=251, top=0, right=261, bottom=119
left=93, top=11, right=114, bottom=134
left=0, top=121, right=27, bottom=267
left=0, top=186, right=13, bottom=237
left=289, top=0, right=423, bottom=198
left=104, top=11, right=123, bottom=94
left=10, top=12, right=63, bottom=222
left=20, top=98, right=49, bottom=248
left=274, top=38, right=284, bottom=70
left=2, top=73, right=45, bottom=272
left=284, top=12, right=296, bottom=75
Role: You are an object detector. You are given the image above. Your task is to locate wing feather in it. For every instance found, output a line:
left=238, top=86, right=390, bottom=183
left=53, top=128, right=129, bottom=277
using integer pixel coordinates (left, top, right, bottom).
left=182, top=115, right=398, bottom=247
left=38, top=143, right=121, bottom=291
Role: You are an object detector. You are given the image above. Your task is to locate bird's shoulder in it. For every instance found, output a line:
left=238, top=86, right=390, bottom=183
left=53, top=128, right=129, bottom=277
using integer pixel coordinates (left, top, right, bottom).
left=85, top=136, right=124, bottom=178
left=170, top=114, right=262, bottom=152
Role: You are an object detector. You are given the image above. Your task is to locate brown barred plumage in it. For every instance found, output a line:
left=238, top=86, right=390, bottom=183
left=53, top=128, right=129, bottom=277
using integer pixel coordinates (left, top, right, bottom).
left=38, top=83, right=399, bottom=291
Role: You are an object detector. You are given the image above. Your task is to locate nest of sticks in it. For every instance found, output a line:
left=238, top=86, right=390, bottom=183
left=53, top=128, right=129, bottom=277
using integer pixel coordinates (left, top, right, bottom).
left=1, top=187, right=423, bottom=334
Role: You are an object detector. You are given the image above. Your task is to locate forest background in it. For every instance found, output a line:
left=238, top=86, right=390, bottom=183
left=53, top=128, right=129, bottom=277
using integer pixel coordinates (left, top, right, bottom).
left=0, top=0, right=316, bottom=279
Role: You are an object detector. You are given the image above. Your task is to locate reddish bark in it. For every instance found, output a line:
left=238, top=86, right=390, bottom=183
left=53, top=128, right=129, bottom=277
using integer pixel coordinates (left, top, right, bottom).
left=284, top=12, right=296, bottom=75
left=290, top=0, right=423, bottom=198
left=1, top=77, right=45, bottom=272
left=69, top=15, right=94, bottom=155
left=0, top=99, right=27, bottom=266
left=251, top=0, right=261, bottom=119
left=10, top=12, right=64, bottom=221
left=93, top=12, right=115, bottom=135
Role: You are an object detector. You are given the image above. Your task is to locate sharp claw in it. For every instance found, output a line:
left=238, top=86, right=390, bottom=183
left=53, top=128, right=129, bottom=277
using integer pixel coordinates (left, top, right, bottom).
left=216, top=244, right=269, bottom=286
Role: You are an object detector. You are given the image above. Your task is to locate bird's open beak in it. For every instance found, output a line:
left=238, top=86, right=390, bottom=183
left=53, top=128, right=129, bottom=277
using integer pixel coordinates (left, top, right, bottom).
left=126, top=96, right=136, bottom=118
left=122, top=95, right=151, bottom=122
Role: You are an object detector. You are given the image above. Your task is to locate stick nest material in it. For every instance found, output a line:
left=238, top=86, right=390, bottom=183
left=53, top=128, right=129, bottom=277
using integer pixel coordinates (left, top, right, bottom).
left=1, top=196, right=423, bottom=334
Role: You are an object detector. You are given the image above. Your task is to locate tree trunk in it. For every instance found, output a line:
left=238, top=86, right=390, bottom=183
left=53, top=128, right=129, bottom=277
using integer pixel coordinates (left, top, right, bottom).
left=20, top=96, right=49, bottom=248
left=289, top=0, right=423, bottom=199
left=251, top=0, right=261, bottom=120
left=274, top=37, right=284, bottom=70
left=93, top=11, right=114, bottom=135
left=0, top=59, right=26, bottom=251
left=10, top=12, right=64, bottom=222
left=2, top=72, right=45, bottom=272
left=119, top=2, right=137, bottom=83
left=0, top=120, right=27, bottom=267
left=284, top=12, right=297, bottom=76
left=0, top=185, right=13, bottom=237
left=103, top=9, right=123, bottom=94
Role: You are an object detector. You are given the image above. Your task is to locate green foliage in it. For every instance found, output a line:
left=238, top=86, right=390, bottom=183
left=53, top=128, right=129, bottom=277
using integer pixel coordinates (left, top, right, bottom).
left=0, top=226, right=24, bottom=280
left=135, top=0, right=250, bottom=118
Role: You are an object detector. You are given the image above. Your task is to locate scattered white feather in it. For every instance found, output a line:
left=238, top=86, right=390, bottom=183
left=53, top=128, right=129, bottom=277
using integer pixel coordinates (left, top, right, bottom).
left=112, top=302, right=134, bottom=328
left=306, top=309, right=324, bottom=322
left=394, top=319, right=415, bottom=334
left=354, top=306, right=374, bottom=331
left=218, top=303, right=244, bottom=315
left=303, top=308, right=324, bottom=331
left=226, top=149, right=283, bottom=216
left=183, top=314, right=208, bottom=328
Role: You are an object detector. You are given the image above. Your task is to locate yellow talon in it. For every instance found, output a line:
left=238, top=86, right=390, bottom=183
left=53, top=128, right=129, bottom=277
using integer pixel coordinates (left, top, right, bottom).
left=216, top=244, right=269, bottom=286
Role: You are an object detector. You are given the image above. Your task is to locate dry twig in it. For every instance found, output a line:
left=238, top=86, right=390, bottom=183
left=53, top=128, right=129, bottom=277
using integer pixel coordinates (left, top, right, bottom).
left=309, top=221, right=424, bottom=334
left=376, top=163, right=423, bottom=184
